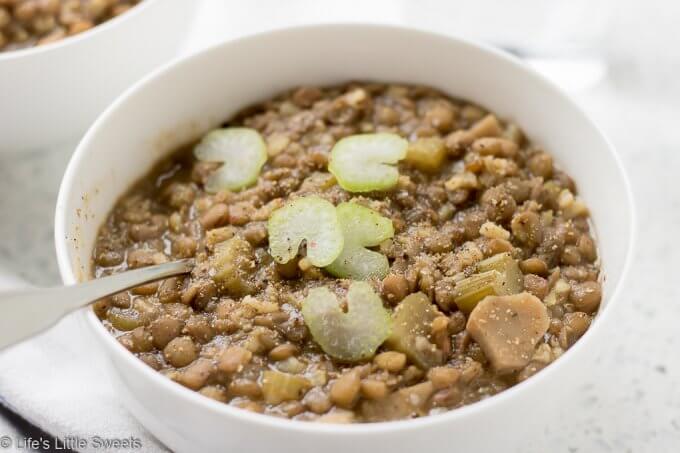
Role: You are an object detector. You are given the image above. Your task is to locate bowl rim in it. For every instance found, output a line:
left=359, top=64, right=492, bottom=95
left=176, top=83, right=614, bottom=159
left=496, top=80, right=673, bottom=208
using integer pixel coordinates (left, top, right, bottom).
left=54, top=22, right=636, bottom=435
left=0, top=0, right=161, bottom=62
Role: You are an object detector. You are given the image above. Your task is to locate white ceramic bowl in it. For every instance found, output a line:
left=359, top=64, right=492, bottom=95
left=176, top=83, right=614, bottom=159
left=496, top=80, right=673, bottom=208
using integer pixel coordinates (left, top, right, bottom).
left=0, top=0, right=195, bottom=152
left=55, top=24, right=634, bottom=453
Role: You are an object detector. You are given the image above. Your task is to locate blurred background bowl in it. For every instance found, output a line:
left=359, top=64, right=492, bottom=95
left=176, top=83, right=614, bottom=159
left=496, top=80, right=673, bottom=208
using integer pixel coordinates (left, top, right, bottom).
left=0, top=0, right=195, bottom=153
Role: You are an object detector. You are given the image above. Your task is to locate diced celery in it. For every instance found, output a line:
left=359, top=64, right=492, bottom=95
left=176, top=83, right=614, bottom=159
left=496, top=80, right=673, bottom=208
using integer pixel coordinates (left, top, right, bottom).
left=453, top=253, right=524, bottom=313
left=385, top=293, right=443, bottom=369
left=301, top=282, right=392, bottom=362
left=328, top=133, right=408, bottom=192
left=452, top=270, right=505, bottom=314
left=209, top=236, right=256, bottom=296
left=261, top=370, right=311, bottom=405
left=267, top=195, right=344, bottom=267
left=405, top=137, right=447, bottom=173
left=476, top=252, right=524, bottom=295
left=325, top=202, right=394, bottom=280
left=194, top=127, right=267, bottom=192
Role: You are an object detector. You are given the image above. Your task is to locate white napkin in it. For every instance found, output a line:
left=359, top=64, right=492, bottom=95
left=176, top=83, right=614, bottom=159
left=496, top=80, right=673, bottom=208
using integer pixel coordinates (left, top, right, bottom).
left=0, top=272, right=167, bottom=452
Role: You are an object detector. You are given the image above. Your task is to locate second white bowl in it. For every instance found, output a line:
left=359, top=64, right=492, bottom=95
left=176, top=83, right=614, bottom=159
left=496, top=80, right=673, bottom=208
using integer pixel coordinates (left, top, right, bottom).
left=0, top=0, right=195, bottom=152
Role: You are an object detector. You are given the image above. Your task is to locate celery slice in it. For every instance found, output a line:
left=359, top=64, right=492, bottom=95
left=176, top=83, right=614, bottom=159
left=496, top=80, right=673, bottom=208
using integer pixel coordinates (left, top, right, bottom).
left=325, top=202, right=394, bottom=280
left=385, top=293, right=443, bottom=369
left=267, top=196, right=344, bottom=267
left=194, top=127, right=267, bottom=192
left=326, top=248, right=388, bottom=281
left=301, top=282, right=392, bottom=362
left=328, top=133, right=408, bottom=192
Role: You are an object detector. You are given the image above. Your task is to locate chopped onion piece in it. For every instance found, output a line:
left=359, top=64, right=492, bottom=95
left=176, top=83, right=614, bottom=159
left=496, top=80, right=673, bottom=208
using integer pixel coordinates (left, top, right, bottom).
left=301, top=282, right=392, bottom=362
left=267, top=195, right=344, bottom=267
left=325, top=202, right=394, bottom=280
left=194, top=127, right=267, bottom=192
left=328, top=133, right=408, bottom=192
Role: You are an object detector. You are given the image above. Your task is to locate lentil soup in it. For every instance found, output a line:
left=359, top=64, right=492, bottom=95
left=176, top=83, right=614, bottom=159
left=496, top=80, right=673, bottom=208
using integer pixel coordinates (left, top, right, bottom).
left=0, top=0, right=141, bottom=52
left=92, top=82, right=602, bottom=423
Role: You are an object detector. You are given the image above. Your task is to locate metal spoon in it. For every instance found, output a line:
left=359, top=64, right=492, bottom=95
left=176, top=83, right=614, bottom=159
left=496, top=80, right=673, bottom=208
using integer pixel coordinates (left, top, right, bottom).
left=0, top=259, right=194, bottom=350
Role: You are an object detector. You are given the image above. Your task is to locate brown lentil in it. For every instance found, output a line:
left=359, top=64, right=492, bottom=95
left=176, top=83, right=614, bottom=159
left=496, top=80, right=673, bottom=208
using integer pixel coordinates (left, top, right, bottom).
left=519, top=257, right=549, bottom=276
left=330, top=370, right=361, bottom=409
left=269, top=343, right=298, bottom=361
left=374, top=351, right=407, bottom=373
left=569, top=281, right=602, bottom=314
left=163, top=337, right=198, bottom=368
left=381, top=273, right=409, bottom=304
left=524, top=274, right=549, bottom=300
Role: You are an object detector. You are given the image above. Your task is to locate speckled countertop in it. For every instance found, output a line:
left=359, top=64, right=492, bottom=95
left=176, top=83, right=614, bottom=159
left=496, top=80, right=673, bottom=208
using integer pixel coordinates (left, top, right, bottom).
left=0, top=0, right=679, bottom=451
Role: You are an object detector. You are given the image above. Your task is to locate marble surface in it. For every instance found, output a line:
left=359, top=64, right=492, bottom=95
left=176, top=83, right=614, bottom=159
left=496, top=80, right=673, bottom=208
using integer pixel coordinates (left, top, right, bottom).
left=1, top=0, right=679, bottom=451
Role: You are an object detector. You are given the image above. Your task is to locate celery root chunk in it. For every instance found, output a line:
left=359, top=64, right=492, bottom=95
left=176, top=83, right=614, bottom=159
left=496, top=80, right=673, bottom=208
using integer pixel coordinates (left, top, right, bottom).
left=301, top=282, right=392, bottom=362
left=267, top=195, right=344, bottom=267
left=325, top=202, right=394, bottom=280
left=328, top=133, right=408, bottom=192
left=467, top=292, right=549, bottom=373
left=194, top=127, right=267, bottom=192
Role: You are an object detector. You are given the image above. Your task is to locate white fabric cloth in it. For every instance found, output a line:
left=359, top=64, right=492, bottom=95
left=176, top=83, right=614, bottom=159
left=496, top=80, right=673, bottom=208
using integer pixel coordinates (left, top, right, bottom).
left=0, top=272, right=167, bottom=452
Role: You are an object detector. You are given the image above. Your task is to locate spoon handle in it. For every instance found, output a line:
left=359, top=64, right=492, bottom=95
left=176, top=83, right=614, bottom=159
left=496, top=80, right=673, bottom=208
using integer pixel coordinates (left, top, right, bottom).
left=0, top=259, right=194, bottom=350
